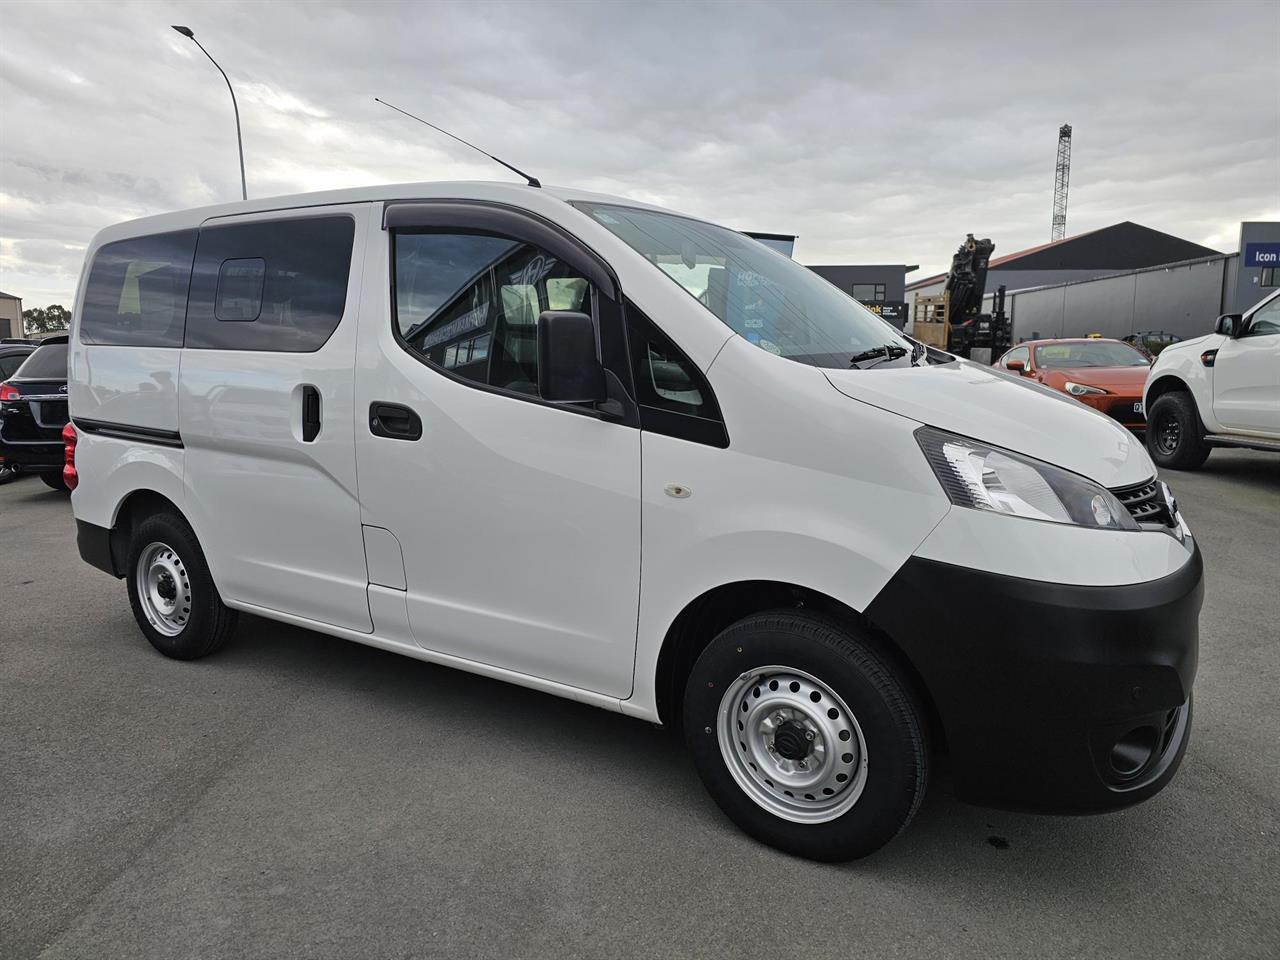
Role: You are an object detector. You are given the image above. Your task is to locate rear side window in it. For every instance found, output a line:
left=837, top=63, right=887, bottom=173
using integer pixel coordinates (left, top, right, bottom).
left=0, top=352, right=29, bottom=378
left=185, top=216, right=355, bottom=351
left=80, top=231, right=198, bottom=346
left=15, top=342, right=68, bottom=380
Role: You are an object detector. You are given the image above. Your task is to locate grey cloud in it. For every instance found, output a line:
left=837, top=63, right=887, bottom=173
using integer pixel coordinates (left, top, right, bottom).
left=1, top=0, right=1277, bottom=307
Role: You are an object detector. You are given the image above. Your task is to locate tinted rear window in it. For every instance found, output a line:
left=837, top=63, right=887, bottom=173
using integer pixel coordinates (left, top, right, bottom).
left=185, top=216, right=355, bottom=351
left=80, top=231, right=198, bottom=346
left=15, top=342, right=68, bottom=380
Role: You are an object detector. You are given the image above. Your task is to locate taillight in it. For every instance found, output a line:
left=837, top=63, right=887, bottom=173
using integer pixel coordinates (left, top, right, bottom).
left=63, top=421, right=78, bottom=491
left=0, top=381, right=19, bottom=401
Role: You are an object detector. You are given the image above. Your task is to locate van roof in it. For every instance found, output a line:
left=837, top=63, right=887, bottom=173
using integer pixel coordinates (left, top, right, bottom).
left=90, top=181, right=672, bottom=247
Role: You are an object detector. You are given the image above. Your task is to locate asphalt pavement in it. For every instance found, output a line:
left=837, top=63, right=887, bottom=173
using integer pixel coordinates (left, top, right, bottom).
left=2, top=450, right=1278, bottom=959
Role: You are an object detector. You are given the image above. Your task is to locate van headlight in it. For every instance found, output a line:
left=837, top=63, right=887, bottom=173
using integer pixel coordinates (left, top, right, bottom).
left=916, top=426, right=1139, bottom=530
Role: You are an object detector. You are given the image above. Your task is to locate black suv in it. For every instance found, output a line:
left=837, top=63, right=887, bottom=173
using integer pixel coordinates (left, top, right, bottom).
left=0, top=334, right=70, bottom=489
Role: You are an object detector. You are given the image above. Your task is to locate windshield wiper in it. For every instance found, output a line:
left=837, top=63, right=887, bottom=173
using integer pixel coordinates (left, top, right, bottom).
left=850, top=344, right=908, bottom=369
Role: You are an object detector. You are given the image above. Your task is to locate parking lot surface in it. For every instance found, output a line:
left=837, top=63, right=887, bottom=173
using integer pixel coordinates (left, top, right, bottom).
left=2, top=451, right=1278, bottom=960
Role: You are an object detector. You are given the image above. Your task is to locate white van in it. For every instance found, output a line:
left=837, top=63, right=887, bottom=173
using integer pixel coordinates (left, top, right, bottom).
left=67, top=182, right=1202, bottom=861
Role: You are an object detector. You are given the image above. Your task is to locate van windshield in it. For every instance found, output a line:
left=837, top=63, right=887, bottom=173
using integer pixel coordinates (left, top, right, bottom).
left=573, top=202, right=912, bottom=370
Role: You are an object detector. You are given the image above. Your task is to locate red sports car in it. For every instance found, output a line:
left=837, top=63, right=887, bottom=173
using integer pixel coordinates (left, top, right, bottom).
left=994, top=338, right=1152, bottom=429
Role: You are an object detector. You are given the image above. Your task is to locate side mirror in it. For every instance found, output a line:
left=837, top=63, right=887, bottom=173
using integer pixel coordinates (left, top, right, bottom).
left=1214, top=313, right=1242, bottom=337
left=537, top=311, right=607, bottom=403
left=1005, top=359, right=1026, bottom=373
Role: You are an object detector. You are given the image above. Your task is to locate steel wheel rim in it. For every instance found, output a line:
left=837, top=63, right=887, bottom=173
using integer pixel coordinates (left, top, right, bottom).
left=135, top=541, right=192, bottom=637
left=717, top=665, right=870, bottom=824
left=1156, top=412, right=1181, bottom=455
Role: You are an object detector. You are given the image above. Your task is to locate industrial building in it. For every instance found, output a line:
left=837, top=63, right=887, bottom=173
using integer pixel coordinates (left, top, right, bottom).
left=904, top=222, right=1220, bottom=308
left=744, top=231, right=919, bottom=328
left=0, top=291, right=22, bottom=339
left=806, top=264, right=919, bottom=326
left=985, top=220, right=1279, bottom=342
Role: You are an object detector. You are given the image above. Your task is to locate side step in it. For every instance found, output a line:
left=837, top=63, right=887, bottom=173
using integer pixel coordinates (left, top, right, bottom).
left=1205, top=434, right=1280, bottom=452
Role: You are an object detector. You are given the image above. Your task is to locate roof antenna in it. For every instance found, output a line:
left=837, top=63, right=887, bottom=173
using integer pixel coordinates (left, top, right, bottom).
left=375, top=97, right=541, bottom=188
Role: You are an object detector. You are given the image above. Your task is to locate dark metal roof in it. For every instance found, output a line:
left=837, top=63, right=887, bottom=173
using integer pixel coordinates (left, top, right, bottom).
left=906, top=222, right=1221, bottom=291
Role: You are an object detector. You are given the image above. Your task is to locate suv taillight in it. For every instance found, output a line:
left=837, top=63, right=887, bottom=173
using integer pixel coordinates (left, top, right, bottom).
left=0, top=381, right=19, bottom=401
left=63, top=421, right=78, bottom=491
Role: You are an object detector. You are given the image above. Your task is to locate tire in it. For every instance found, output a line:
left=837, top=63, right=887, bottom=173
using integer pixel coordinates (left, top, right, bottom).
left=0, top=464, right=17, bottom=485
left=40, top=471, right=68, bottom=491
left=125, top=511, right=237, bottom=660
left=1146, top=392, right=1210, bottom=470
left=683, top=610, right=928, bottom=862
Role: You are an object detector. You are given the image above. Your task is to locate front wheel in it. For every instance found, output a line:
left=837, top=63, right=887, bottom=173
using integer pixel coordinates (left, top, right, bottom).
left=683, top=611, right=928, bottom=861
left=1146, top=392, right=1210, bottom=470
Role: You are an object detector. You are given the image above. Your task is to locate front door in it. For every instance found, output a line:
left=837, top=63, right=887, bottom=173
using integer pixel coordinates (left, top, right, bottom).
left=354, top=205, right=641, bottom=698
left=179, top=205, right=372, bottom=632
left=1214, top=295, right=1280, bottom=436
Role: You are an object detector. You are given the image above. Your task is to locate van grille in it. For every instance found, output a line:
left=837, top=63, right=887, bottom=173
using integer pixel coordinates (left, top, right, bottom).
left=1110, top=479, right=1174, bottom=527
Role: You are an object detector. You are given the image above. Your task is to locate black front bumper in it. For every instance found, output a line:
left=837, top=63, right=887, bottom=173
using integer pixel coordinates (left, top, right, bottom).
left=866, top=541, right=1202, bottom=813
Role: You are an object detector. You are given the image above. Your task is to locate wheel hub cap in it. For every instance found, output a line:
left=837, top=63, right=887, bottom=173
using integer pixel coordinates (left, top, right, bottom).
left=717, top=665, right=870, bottom=824
left=772, top=719, right=811, bottom=760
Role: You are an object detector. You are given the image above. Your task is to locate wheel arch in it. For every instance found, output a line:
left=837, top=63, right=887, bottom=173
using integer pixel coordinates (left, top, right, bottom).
left=652, top=579, right=945, bottom=750
left=106, top=489, right=189, bottom=576
left=1145, top=373, right=1192, bottom=408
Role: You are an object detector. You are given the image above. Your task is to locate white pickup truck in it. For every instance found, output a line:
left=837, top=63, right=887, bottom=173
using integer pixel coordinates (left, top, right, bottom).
left=1144, top=289, right=1280, bottom=469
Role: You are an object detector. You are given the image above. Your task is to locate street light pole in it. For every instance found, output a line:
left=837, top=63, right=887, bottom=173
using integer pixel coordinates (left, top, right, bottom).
left=171, top=25, right=247, bottom=201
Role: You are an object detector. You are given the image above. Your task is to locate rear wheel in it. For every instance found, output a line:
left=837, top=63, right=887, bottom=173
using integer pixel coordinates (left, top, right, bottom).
left=683, top=611, right=928, bottom=862
left=0, top=463, right=17, bottom=485
left=126, top=512, right=237, bottom=659
left=40, top=471, right=68, bottom=491
left=1147, top=392, right=1210, bottom=470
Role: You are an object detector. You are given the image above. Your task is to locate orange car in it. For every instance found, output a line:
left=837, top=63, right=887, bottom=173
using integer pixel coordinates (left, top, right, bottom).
left=994, top=338, right=1152, bottom=428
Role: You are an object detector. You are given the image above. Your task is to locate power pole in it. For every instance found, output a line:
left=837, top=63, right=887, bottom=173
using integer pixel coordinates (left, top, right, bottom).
left=1051, top=124, right=1072, bottom=242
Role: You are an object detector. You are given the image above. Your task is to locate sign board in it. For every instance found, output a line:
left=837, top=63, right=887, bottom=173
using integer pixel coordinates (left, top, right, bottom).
left=1243, top=242, right=1280, bottom=268
left=863, top=300, right=907, bottom=328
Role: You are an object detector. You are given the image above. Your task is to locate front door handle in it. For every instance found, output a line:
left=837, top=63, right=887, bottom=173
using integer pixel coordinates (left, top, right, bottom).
left=369, top=402, right=422, bottom=441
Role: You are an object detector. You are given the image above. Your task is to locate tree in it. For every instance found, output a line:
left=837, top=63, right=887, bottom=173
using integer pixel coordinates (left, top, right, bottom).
left=21, top=304, right=71, bottom=336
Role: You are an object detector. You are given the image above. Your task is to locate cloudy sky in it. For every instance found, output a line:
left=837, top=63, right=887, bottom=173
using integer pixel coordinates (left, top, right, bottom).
left=1, top=0, right=1277, bottom=309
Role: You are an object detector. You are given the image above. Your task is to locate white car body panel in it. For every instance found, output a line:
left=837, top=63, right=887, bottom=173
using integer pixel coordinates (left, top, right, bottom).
left=352, top=210, right=643, bottom=697
left=1145, top=290, right=1280, bottom=440
left=66, top=180, right=1199, bottom=726
left=178, top=203, right=373, bottom=633
left=825, top=358, right=1154, bottom=489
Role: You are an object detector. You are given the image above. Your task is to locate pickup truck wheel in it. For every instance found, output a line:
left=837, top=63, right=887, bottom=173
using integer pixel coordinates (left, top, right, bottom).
left=683, top=610, right=928, bottom=862
left=126, top=512, right=237, bottom=660
left=1147, top=392, right=1210, bottom=470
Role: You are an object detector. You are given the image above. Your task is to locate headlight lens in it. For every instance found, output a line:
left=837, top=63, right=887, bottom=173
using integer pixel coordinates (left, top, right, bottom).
left=1064, top=380, right=1107, bottom=396
left=916, top=426, right=1139, bottom=530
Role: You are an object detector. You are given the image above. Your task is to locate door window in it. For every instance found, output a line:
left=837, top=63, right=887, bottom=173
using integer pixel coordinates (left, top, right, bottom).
left=394, top=232, right=594, bottom=397
left=1244, top=298, right=1280, bottom=337
left=186, top=216, right=355, bottom=351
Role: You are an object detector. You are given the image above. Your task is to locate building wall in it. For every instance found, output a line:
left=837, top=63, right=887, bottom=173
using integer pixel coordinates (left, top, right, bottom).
left=906, top=269, right=1115, bottom=330
left=1007, top=256, right=1231, bottom=342
left=0, top=298, right=21, bottom=339
left=809, top=265, right=911, bottom=302
left=1230, top=221, right=1280, bottom=313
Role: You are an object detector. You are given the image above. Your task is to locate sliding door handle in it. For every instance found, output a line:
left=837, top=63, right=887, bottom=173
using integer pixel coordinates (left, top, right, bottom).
left=301, top=386, right=322, bottom=442
left=369, top=402, right=422, bottom=441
